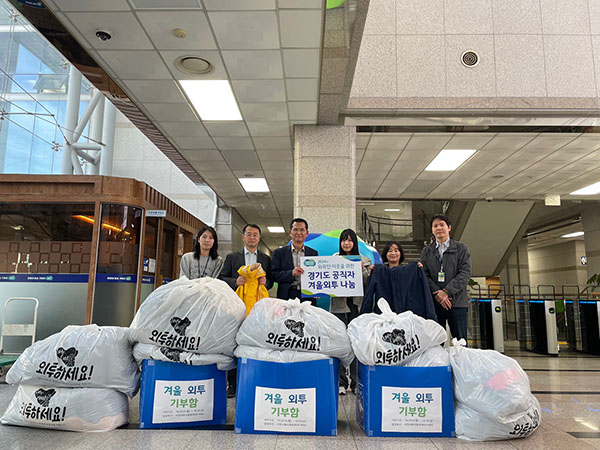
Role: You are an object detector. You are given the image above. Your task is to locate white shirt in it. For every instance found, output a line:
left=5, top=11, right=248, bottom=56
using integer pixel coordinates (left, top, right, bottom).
left=436, top=238, right=451, bottom=262
left=244, top=247, right=258, bottom=266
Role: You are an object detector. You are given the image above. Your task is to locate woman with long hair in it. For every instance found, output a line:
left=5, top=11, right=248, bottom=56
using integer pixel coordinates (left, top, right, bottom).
left=180, top=226, right=224, bottom=279
left=331, top=228, right=371, bottom=395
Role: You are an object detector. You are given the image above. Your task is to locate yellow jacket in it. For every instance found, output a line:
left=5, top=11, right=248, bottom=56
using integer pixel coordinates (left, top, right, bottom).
left=235, top=263, right=269, bottom=316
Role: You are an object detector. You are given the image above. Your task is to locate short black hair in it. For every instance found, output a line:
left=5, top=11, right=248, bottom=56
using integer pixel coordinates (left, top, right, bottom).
left=194, top=226, right=219, bottom=260
left=290, top=218, right=308, bottom=230
left=430, top=214, right=451, bottom=228
left=242, top=224, right=261, bottom=234
left=382, top=241, right=405, bottom=265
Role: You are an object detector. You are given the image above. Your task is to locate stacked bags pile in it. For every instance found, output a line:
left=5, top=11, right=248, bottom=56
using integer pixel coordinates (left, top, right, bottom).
left=130, top=276, right=246, bottom=370
left=449, top=339, right=541, bottom=441
left=347, top=298, right=449, bottom=367
left=1, top=325, right=138, bottom=431
left=235, top=297, right=354, bottom=367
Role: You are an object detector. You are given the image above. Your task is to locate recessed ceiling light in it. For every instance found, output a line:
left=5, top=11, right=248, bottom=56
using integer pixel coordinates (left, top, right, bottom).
left=570, top=181, right=600, bottom=196
left=179, top=80, right=242, bottom=121
left=384, top=208, right=400, bottom=212
left=561, top=231, right=584, bottom=238
left=238, top=177, right=269, bottom=192
left=425, top=149, right=476, bottom=171
left=268, top=226, right=285, bottom=233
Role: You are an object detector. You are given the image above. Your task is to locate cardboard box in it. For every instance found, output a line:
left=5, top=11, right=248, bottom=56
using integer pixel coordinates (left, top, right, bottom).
left=356, top=363, right=455, bottom=437
left=139, top=359, right=226, bottom=429
left=235, top=357, right=339, bottom=436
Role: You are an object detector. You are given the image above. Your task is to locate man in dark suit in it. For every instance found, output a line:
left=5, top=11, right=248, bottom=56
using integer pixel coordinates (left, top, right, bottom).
left=271, top=218, right=318, bottom=302
left=220, top=223, right=272, bottom=398
left=220, top=223, right=272, bottom=291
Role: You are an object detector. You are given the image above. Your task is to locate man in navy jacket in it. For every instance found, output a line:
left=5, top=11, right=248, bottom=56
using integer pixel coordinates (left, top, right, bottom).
left=271, top=218, right=318, bottom=301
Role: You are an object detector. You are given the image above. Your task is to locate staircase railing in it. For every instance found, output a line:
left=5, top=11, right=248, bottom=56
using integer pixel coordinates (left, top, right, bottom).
left=360, top=208, right=413, bottom=245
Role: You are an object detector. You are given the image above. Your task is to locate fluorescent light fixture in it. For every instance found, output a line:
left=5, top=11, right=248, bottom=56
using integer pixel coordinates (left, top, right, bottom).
left=268, top=226, right=285, bottom=233
left=570, top=181, right=600, bottom=196
left=238, top=177, right=269, bottom=192
left=561, top=231, right=584, bottom=238
left=384, top=208, right=400, bottom=212
left=425, top=149, right=477, bottom=171
left=179, top=80, right=242, bottom=121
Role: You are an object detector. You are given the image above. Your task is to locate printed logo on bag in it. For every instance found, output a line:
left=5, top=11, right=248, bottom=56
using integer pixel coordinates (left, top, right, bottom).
left=56, top=347, right=78, bottom=367
left=509, top=409, right=540, bottom=437
left=19, top=388, right=66, bottom=423
left=382, top=329, right=406, bottom=346
left=266, top=319, right=321, bottom=351
left=160, top=347, right=182, bottom=362
left=376, top=328, right=421, bottom=364
left=284, top=319, right=305, bottom=337
left=35, top=346, right=95, bottom=382
left=34, top=388, right=56, bottom=407
left=170, top=316, right=191, bottom=335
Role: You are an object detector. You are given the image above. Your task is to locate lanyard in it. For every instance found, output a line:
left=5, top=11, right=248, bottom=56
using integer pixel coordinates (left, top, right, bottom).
left=197, top=257, right=209, bottom=278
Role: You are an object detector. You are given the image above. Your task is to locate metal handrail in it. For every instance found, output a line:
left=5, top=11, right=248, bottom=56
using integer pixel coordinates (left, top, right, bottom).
left=360, top=208, right=378, bottom=246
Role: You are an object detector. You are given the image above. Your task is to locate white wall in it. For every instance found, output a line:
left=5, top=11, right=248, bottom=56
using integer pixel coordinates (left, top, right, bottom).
left=528, top=240, right=588, bottom=289
left=110, top=111, right=216, bottom=225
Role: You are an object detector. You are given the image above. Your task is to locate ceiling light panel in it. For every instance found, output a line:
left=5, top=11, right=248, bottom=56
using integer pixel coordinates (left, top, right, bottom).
left=239, top=178, right=270, bottom=192
left=570, top=181, right=600, bottom=195
left=561, top=231, right=584, bottom=238
left=179, top=80, right=242, bottom=121
left=425, top=149, right=477, bottom=171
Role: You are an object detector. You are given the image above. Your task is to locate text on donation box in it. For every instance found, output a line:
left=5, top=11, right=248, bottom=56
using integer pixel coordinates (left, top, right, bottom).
left=153, top=379, right=214, bottom=424
left=254, top=386, right=316, bottom=433
left=381, top=387, right=442, bottom=433
left=300, top=255, right=363, bottom=297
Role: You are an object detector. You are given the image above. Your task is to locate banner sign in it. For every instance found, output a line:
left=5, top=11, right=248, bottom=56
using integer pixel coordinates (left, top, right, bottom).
left=152, top=379, right=214, bottom=424
left=0, top=273, right=88, bottom=283
left=300, top=255, right=362, bottom=297
left=95, top=274, right=137, bottom=283
left=381, top=386, right=442, bottom=433
left=254, top=386, right=316, bottom=433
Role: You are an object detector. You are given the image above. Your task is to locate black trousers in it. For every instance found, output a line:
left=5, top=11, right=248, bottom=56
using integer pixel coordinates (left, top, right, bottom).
left=334, top=299, right=359, bottom=390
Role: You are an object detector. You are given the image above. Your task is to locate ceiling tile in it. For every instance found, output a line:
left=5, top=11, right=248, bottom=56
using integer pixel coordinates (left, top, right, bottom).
left=444, top=133, right=495, bottom=150
left=159, top=121, right=208, bottom=137
left=247, top=121, right=291, bottom=137
left=361, top=150, right=400, bottom=161
left=222, top=50, right=283, bottom=79
left=356, top=134, right=371, bottom=149
left=257, top=149, right=293, bottom=160
left=159, top=50, right=228, bottom=80
left=204, top=0, right=275, bottom=9
left=285, top=78, right=319, bottom=101
left=231, top=79, right=286, bottom=102
left=253, top=137, right=292, bottom=149
left=143, top=102, right=198, bottom=122
left=258, top=160, right=293, bottom=171
left=131, top=0, right=202, bottom=8
left=367, top=134, right=411, bottom=151
left=66, top=12, right=153, bottom=50
left=98, top=50, right=171, bottom=79
left=213, top=137, right=255, bottom=150
left=54, top=0, right=130, bottom=11
left=121, top=80, right=184, bottom=103
left=288, top=102, right=317, bottom=120
left=192, top=160, right=231, bottom=171
left=279, top=10, right=322, bottom=48
left=203, top=122, right=249, bottom=137
left=181, top=149, right=223, bottom=161
left=278, top=0, right=322, bottom=8
left=136, top=11, right=217, bottom=50
left=282, top=49, right=320, bottom=77
left=172, top=136, right=216, bottom=149
left=208, top=11, right=279, bottom=49
left=221, top=151, right=262, bottom=170
left=239, top=103, right=288, bottom=121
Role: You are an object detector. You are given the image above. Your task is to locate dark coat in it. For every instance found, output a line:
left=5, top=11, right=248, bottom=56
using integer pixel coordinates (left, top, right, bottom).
left=420, top=239, right=472, bottom=309
left=271, top=244, right=318, bottom=300
left=359, top=262, right=437, bottom=320
left=219, top=249, right=273, bottom=290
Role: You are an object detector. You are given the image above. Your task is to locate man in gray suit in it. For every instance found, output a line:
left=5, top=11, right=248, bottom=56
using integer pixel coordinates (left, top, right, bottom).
left=220, top=223, right=272, bottom=397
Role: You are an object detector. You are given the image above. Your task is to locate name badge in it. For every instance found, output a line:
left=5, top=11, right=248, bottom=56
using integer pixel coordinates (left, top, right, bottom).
left=437, top=272, right=445, bottom=282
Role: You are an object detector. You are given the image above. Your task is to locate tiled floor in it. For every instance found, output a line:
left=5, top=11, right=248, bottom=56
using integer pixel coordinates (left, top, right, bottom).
left=1, top=342, right=600, bottom=450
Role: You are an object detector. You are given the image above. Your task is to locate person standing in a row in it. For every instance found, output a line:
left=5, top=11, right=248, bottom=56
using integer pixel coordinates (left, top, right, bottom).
left=421, top=214, right=471, bottom=342
left=271, top=218, right=318, bottom=304
left=180, top=226, right=223, bottom=279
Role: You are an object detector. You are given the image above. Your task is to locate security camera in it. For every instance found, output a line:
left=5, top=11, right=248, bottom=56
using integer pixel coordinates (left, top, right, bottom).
left=485, top=197, right=493, bottom=202
left=95, top=30, right=112, bottom=41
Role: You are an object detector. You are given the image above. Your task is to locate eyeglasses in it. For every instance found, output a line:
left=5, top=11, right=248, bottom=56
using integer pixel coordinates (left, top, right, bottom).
left=244, top=232, right=260, bottom=237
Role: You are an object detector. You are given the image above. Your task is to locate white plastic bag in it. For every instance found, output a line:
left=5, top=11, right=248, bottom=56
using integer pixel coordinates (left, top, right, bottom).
left=1, top=385, right=128, bottom=432
left=403, top=345, right=450, bottom=367
left=6, top=325, right=139, bottom=397
left=133, top=343, right=236, bottom=371
left=347, top=298, right=447, bottom=366
left=455, top=398, right=541, bottom=441
left=236, top=298, right=354, bottom=367
left=448, top=338, right=533, bottom=419
left=130, top=276, right=246, bottom=356
left=234, top=345, right=331, bottom=363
